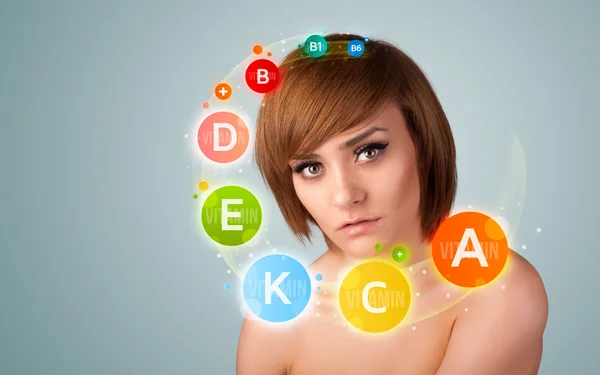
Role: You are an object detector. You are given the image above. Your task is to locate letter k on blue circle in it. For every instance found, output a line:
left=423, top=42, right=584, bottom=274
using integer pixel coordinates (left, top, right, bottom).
left=242, top=254, right=312, bottom=323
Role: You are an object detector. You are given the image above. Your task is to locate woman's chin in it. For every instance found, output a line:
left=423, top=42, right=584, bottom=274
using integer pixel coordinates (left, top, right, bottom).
left=338, top=239, right=381, bottom=259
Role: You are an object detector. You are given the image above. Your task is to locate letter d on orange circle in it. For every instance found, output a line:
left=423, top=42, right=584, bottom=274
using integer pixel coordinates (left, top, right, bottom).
left=197, top=111, right=249, bottom=163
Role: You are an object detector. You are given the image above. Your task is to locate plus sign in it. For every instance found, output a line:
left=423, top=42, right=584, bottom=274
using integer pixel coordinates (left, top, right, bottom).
left=219, top=87, right=228, bottom=97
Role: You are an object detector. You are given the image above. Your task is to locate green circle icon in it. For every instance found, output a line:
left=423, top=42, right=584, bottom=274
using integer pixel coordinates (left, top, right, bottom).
left=392, top=246, right=409, bottom=263
left=304, top=34, right=327, bottom=57
left=201, top=185, right=262, bottom=246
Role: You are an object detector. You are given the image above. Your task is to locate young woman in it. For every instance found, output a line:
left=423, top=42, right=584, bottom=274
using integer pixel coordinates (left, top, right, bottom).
left=237, top=33, right=548, bottom=375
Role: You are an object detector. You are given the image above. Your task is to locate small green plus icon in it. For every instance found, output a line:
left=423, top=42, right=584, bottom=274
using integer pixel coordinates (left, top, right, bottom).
left=392, top=246, right=408, bottom=262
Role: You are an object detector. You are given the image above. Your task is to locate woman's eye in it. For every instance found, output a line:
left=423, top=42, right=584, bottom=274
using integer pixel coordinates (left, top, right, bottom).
left=302, top=164, right=322, bottom=177
left=357, top=147, right=380, bottom=161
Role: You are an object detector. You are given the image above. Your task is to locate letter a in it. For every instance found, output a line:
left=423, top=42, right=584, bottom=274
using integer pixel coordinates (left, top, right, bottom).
left=451, top=228, right=489, bottom=267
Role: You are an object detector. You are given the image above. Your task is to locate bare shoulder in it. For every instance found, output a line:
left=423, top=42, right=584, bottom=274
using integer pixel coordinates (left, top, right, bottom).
left=469, top=249, right=548, bottom=320
left=237, top=316, right=297, bottom=375
left=435, top=250, right=549, bottom=374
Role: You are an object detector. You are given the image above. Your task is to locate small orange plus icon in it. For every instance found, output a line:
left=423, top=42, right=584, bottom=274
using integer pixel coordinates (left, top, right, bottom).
left=215, top=83, right=232, bottom=100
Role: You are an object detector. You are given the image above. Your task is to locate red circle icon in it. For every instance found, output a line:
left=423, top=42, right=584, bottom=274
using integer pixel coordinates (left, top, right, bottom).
left=245, top=59, right=280, bottom=94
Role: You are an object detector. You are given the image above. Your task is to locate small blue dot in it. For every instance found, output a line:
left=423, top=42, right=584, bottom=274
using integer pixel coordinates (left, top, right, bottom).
left=224, top=283, right=231, bottom=290
left=317, top=286, right=320, bottom=290
left=315, top=274, right=323, bottom=281
left=365, top=37, right=369, bottom=42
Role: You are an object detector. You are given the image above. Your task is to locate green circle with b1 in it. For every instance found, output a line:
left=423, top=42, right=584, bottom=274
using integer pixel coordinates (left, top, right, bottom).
left=201, top=185, right=262, bottom=246
left=304, top=34, right=327, bottom=58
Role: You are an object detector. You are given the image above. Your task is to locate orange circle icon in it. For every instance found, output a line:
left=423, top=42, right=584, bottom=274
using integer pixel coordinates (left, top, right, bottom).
left=197, top=111, right=249, bottom=163
left=431, top=211, right=509, bottom=288
left=215, top=83, right=232, bottom=100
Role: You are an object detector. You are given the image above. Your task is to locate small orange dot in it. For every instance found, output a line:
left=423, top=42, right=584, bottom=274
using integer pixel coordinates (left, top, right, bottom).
left=267, top=52, right=272, bottom=56
left=253, top=45, right=263, bottom=54
left=202, top=102, right=209, bottom=109
left=198, top=181, right=209, bottom=191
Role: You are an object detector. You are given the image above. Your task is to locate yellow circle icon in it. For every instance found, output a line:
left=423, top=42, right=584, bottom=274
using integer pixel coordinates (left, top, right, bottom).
left=338, top=261, right=411, bottom=333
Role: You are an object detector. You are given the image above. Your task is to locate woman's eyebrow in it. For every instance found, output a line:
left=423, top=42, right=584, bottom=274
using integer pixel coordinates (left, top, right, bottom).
left=292, top=126, right=388, bottom=162
left=340, top=126, right=388, bottom=150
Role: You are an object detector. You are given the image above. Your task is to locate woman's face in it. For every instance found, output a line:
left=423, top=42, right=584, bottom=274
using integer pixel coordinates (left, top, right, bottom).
left=289, top=100, right=423, bottom=258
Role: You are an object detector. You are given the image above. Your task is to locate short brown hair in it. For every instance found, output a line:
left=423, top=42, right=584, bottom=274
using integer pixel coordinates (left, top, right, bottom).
left=254, top=33, right=457, bottom=246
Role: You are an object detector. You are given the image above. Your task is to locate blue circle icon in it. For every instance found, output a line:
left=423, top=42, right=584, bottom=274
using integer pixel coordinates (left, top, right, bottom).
left=348, top=40, right=365, bottom=57
left=242, top=254, right=312, bottom=323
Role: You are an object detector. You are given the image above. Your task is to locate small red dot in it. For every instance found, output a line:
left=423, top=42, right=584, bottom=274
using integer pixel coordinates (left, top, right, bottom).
left=203, top=102, right=209, bottom=109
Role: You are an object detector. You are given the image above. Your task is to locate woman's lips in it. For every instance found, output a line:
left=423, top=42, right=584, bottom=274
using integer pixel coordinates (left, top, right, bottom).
left=339, top=218, right=381, bottom=236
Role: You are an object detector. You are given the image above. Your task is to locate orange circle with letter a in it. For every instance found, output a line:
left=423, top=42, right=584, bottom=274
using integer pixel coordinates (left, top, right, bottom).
left=431, top=211, right=509, bottom=288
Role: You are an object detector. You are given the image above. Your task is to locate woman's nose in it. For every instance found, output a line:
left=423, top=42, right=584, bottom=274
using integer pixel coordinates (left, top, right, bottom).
left=331, top=170, right=366, bottom=209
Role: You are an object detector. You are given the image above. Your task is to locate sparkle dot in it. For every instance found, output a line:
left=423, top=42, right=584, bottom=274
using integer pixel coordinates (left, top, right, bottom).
left=409, top=267, right=413, bottom=272
left=522, top=244, right=527, bottom=250
left=333, top=314, right=336, bottom=318
left=316, top=301, right=320, bottom=305
left=238, top=168, right=243, bottom=173
left=517, top=202, right=521, bottom=206
left=217, top=254, right=221, bottom=258
left=184, top=134, right=188, bottom=138
left=324, top=291, right=327, bottom=295
left=501, top=285, right=506, bottom=289
left=198, top=181, right=209, bottom=191
left=500, top=206, right=504, bottom=210
left=316, top=312, right=320, bottom=317
left=422, top=269, right=427, bottom=274
left=412, top=326, right=416, bottom=331
left=202, top=102, right=209, bottom=109
left=465, top=308, right=469, bottom=312
left=468, top=205, right=472, bottom=209
left=446, top=293, right=451, bottom=298
left=227, top=270, right=231, bottom=274
left=281, top=48, right=286, bottom=52
left=536, top=228, right=542, bottom=233
left=249, top=253, right=253, bottom=258
left=237, top=85, right=241, bottom=89
left=416, top=292, right=420, bottom=297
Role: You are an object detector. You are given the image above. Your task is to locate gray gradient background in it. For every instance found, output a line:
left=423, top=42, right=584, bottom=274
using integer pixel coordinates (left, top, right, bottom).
left=1, top=0, right=599, bottom=374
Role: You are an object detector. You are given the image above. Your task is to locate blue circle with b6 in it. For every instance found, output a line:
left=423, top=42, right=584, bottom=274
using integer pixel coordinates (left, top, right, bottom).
left=347, top=40, right=365, bottom=57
